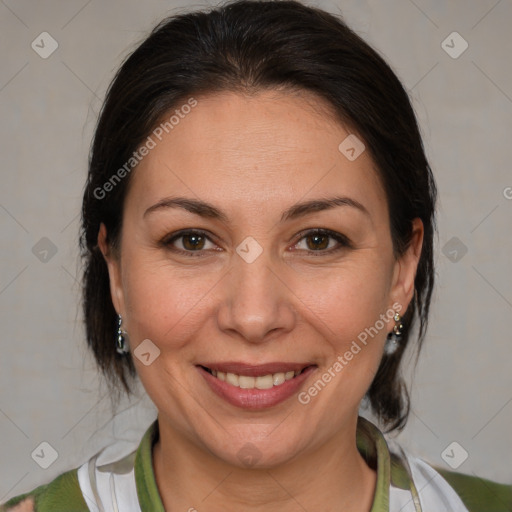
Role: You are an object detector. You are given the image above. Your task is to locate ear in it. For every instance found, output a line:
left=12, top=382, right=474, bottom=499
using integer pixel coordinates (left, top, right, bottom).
left=97, top=223, right=125, bottom=315
left=389, top=218, right=424, bottom=314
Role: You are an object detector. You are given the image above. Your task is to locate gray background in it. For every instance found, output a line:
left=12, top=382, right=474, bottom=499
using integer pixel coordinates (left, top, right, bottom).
left=1, top=0, right=511, bottom=503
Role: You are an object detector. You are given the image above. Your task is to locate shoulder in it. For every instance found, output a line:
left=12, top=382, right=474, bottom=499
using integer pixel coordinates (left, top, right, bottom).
left=0, top=468, right=89, bottom=512
left=387, top=442, right=511, bottom=512
left=1, top=422, right=155, bottom=512
left=433, top=465, right=512, bottom=512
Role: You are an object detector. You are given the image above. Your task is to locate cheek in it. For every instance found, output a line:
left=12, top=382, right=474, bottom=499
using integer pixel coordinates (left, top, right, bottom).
left=291, top=258, right=393, bottom=387
left=295, top=257, right=393, bottom=336
left=300, top=272, right=392, bottom=403
left=120, top=253, right=221, bottom=348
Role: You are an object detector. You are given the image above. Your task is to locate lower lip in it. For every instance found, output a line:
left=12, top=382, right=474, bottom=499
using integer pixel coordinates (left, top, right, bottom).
left=197, top=365, right=317, bottom=410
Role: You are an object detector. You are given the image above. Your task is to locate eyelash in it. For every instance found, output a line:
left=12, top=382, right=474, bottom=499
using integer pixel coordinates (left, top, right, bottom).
left=161, top=228, right=352, bottom=258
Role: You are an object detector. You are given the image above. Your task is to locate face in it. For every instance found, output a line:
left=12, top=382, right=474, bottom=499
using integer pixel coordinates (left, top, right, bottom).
left=99, top=89, right=423, bottom=468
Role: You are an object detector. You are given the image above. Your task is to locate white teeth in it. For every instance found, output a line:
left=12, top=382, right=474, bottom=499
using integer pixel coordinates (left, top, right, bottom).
left=208, top=368, right=305, bottom=389
left=273, top=373, right=285, bottom=386
left=254, top=374, right=274, bottom=389
left=238, top=375, right=255, bottom=389
left=225, top=372, right=239, bottom=387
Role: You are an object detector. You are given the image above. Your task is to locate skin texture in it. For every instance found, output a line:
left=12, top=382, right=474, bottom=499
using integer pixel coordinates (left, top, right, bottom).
left=5, top=498, right=34, bottom=512
left=98, top=89, right=423, bottom=511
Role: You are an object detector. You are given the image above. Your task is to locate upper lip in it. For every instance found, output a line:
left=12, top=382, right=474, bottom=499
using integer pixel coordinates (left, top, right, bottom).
left=198, top=362, right=315, bottom=377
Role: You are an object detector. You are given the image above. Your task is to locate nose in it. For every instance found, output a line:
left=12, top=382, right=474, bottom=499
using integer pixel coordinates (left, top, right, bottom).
left=216, top=248, right=296, bottom=344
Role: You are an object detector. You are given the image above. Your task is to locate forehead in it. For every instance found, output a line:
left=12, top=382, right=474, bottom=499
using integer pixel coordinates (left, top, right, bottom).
left=125, top=90, right=386, bottom=220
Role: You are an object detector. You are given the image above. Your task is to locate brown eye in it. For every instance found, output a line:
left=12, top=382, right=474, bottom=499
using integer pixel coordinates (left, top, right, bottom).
left=163, top=230, right=217, bottom=256
left=293, top=229, right=351, bottom=254
left=181, top=233, right=206, bottom=251
left=304, top=233, right=330, bottom=250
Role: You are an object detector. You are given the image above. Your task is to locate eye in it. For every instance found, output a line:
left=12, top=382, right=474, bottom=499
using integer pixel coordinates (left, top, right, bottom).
left=161, top=228, right=351, bottom=257
left=292, top=229, right=351, bottom=254
left=162, top=229, right=218, bottom=256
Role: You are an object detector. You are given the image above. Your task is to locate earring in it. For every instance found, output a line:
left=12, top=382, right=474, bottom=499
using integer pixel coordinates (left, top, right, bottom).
left=384, top=312, right=403, bottom=355
left=116, top=314, right=130, bottom=355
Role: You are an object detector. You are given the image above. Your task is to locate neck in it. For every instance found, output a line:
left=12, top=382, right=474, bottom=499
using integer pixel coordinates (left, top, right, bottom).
left=152, top=417, right=377, bottom=512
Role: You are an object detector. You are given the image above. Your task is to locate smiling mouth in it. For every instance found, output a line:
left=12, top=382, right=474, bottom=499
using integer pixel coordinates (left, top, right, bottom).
left=198, top=365, right=314, bottom=390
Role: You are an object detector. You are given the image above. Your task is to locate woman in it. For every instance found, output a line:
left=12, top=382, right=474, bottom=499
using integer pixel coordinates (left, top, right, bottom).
left=2, top=0, right=510, bottom=510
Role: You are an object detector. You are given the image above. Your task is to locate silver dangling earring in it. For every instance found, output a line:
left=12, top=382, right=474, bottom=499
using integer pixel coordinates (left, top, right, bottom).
left=384, top=312, right=403, bottom=355
left=116, top=314, right=130, bottom=355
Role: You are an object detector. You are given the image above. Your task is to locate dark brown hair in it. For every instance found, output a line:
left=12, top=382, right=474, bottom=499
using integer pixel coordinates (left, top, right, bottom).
left=80, top=0, right=437, bottom=431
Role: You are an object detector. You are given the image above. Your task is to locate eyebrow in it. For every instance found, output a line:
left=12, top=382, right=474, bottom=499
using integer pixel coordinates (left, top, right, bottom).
left=143, top=195, right=370, bottom=223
